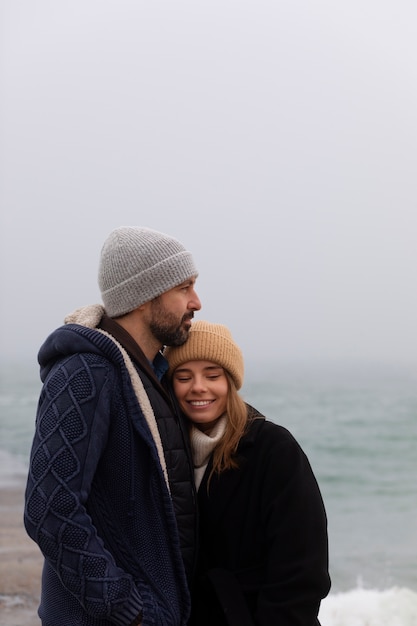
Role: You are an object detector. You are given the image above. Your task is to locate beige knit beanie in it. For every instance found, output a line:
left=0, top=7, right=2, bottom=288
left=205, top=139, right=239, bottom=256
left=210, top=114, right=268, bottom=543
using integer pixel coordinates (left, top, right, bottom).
left=165, top=320, right=244, bottom=389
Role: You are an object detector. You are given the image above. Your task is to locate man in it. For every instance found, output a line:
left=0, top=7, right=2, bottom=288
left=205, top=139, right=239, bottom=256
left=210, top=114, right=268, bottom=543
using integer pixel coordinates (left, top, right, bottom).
left=24, top=226, right=201, bottom=626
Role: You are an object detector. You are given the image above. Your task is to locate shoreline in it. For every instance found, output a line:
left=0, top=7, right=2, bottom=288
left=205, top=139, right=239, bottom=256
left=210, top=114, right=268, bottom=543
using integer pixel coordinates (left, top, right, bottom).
left=0, top=479, right=42, bottom=626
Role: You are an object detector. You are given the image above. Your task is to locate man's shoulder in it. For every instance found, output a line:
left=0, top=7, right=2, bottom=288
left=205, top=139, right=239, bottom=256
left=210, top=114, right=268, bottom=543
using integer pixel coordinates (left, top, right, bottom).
left=38, top=323, right=122, bottom=382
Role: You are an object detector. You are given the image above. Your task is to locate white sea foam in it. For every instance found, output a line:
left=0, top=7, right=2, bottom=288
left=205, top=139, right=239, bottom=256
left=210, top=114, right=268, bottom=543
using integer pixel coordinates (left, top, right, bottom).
left=319, top=586, right=417, bottom=626
left=0, top=593, right=25, bottom=607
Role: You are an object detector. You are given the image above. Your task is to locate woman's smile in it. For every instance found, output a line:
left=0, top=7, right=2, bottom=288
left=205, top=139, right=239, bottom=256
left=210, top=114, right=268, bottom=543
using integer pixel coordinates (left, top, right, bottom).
left=172, top=360, right=228, bottom=430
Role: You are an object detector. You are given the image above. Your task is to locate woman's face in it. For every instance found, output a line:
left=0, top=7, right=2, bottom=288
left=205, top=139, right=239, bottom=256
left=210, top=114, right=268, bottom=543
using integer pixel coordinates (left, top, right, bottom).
left=172, top=360, right=228, bottom=431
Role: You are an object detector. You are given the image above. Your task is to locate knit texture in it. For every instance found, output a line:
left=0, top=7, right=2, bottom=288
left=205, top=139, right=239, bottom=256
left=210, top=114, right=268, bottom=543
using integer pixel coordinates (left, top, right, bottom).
left=65, top=305, right=170, bottom=491
left=98, top=226, right=198, bottom=318
left=165, top=321, right=244, bottom=389
left=24, top=320, right=191, bottom=625
left=190, top=417, right=227, bottom=490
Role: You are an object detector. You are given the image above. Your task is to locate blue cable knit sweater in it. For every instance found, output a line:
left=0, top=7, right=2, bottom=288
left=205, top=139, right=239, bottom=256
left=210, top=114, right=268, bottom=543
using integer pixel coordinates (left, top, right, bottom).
left=24, top=316, right=190, bottom=626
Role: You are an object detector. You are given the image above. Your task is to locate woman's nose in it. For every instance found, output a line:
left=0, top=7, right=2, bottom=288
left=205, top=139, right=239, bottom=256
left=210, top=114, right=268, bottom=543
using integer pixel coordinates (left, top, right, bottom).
left=191, top=377, right=207, bottom=392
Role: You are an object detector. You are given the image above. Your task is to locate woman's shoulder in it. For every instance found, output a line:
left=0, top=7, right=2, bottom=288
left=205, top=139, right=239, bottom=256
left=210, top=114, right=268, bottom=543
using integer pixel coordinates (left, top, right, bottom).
left=246, top=404, right=297, bottom=442
left=242, top=416, right=315, bottom=491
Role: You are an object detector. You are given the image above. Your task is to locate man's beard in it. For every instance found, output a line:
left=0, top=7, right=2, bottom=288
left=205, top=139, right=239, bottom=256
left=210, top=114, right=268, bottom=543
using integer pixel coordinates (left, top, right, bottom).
left=149, top=298, right=193, bottom=346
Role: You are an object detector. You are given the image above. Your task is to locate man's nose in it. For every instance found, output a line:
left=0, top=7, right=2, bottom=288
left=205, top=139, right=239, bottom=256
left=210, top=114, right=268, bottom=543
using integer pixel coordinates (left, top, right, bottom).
left=189, top=288, right=202, bottom=311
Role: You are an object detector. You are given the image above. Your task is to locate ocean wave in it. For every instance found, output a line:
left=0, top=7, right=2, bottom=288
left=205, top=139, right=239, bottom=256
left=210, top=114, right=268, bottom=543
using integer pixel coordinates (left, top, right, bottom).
left=319, top=586, right=417, bottom=625
left=0, top=449, right=28, bottom=488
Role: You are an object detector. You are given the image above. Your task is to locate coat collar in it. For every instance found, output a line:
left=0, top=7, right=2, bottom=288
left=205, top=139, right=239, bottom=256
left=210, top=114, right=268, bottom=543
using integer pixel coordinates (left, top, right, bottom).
left=99, top=313, right=171, bottom=402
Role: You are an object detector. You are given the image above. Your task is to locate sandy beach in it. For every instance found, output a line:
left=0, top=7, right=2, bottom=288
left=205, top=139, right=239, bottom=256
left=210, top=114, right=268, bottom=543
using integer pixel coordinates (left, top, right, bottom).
left=0, top=480, right=42, bottom=626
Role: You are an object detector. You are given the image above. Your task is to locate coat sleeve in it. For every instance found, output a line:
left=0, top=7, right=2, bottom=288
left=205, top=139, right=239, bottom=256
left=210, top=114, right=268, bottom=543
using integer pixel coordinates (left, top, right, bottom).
left=256, top=426, right=331, bottom=625
left=23, top=353, right=143, bottom=626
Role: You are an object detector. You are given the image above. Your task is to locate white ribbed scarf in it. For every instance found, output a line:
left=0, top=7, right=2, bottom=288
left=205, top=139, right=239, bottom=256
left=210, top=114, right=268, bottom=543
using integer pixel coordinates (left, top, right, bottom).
left=190, top=416, right=227, bottom=490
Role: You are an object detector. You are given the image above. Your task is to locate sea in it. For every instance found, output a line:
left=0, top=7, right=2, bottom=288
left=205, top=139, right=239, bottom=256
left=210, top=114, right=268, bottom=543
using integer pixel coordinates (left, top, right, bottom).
left=1, top=358, right=417, bottom=625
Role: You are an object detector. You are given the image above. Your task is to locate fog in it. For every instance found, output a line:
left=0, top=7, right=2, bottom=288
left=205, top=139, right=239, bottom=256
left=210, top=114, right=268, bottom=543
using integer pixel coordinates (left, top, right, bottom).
left=1, top=0, right=416, bottom=368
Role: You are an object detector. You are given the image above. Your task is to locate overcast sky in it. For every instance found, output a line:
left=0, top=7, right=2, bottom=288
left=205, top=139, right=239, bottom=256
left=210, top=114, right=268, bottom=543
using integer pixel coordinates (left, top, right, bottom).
left=1, top=0, right=416, bottom=368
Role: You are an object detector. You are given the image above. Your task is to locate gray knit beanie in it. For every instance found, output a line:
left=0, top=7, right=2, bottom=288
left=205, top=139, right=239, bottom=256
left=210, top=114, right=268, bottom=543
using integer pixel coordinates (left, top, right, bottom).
left=98, top=226, right=198, bottom=318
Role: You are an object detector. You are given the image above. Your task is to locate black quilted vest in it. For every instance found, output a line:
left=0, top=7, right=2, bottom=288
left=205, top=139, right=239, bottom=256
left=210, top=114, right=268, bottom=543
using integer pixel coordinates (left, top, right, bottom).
left=99, top=315, right=197, bottom=584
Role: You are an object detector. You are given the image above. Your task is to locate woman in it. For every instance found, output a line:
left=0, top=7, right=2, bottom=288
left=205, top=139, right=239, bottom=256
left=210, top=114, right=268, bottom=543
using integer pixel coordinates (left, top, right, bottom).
left=164, top=321, right=331, bottom=626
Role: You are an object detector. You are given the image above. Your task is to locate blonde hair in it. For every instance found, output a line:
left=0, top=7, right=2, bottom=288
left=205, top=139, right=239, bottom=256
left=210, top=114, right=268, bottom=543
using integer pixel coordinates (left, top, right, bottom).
left=206, top=371, right=248, bottom=485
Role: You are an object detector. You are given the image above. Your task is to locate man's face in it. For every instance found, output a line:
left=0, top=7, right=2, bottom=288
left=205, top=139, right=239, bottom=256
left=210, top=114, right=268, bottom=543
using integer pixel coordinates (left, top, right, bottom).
left=149, top=277, right=201, bottom=346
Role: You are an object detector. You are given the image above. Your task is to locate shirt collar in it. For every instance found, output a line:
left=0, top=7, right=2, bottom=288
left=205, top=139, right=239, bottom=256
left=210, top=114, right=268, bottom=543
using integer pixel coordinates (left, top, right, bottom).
left=151, top=351, right=169, bottom=381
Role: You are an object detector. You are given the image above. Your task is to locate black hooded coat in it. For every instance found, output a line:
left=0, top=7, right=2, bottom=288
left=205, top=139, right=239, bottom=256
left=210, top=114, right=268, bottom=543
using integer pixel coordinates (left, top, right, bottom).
left=189, top=409, right=331, bottom=626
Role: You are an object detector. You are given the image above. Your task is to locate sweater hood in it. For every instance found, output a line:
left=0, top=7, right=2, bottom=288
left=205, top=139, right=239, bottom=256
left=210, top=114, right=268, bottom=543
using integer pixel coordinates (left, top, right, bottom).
left=38, top=304, right=119, bottom=382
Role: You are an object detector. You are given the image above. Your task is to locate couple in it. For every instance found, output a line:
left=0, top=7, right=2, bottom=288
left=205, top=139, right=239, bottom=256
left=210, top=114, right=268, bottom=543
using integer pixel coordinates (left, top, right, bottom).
left=24, top=226, right=330, bottom=626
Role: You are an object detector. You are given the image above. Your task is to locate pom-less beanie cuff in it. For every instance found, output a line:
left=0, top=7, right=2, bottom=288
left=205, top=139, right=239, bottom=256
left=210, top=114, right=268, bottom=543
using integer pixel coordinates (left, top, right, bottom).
left=164, top=321, right=244, bottom=390
left=98, top=227, right=198, bottom=318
